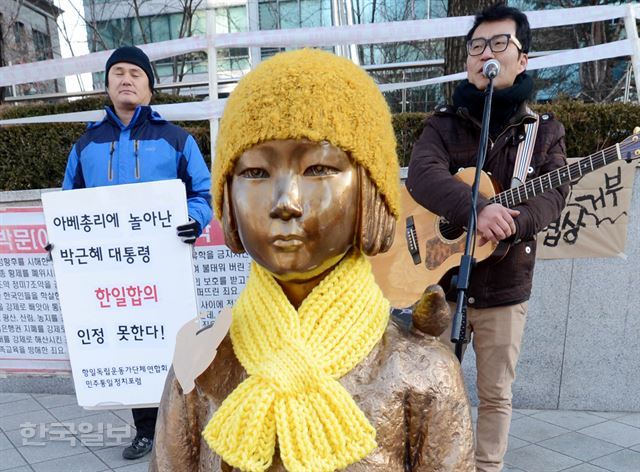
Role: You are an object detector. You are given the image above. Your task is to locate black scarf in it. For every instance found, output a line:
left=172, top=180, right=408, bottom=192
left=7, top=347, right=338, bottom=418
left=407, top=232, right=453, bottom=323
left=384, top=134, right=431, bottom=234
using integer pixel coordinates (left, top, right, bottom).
left=452, top=72, right=533, bottom=138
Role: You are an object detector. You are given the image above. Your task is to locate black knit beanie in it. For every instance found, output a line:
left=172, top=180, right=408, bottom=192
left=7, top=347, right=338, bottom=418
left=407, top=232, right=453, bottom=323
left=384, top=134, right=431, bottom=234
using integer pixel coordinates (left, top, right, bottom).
left=105, top=46, right=155, bottom=91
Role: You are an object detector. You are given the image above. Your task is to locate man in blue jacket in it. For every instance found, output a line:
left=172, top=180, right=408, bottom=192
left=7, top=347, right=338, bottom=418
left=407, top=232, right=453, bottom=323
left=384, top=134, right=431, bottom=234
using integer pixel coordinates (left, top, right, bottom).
left=62, top=46, right=213, bottom=460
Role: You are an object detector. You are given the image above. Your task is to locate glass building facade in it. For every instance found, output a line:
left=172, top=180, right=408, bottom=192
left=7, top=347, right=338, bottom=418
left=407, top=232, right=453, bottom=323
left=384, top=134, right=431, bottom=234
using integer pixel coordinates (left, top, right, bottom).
left=83, top=0, right=635, bottom=108
left=82, top=0, right=464, bottom=108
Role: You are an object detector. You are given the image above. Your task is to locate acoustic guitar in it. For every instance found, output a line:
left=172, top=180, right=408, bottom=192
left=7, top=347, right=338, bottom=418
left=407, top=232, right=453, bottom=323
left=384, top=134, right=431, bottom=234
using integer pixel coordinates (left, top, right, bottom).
left=370, top=130, right=640, bottom=308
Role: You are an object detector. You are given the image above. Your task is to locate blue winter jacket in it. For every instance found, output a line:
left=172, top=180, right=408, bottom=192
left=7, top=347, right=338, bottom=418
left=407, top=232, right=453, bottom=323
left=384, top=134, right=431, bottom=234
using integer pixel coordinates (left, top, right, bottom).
left=62, top=105, right=212, bottom=235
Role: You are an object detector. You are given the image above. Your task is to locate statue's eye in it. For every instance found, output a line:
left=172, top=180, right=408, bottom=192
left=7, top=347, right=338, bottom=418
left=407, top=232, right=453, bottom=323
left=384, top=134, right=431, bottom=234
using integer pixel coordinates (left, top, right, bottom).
left=240, top=168, right=268, bottom=179
left=304, top=165, right=338, bottom=176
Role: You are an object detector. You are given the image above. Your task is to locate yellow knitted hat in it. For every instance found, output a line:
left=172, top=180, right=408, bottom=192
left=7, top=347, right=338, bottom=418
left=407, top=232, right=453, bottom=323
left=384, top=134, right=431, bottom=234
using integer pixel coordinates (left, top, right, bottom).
left=212, top=48, right=400, bottom=220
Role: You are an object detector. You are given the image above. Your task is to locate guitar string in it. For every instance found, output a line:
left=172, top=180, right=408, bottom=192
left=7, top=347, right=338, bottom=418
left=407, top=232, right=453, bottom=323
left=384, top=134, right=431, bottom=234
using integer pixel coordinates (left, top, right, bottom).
left=436, top=143, right=627, bottom=240
left=495, top=147, right=618, bottom=207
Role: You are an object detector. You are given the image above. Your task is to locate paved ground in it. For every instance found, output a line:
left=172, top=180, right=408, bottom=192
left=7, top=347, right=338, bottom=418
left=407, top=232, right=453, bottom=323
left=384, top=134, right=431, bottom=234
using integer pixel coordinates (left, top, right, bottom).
left=0, top=392, right=639, bottom=471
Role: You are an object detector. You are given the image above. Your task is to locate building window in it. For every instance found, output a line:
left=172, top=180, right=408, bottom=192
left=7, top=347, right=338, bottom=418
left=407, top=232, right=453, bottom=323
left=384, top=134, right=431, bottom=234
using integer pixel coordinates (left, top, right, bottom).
left=13, top=22, right=26, bottom=47
left=258, top=0, right=331, bottom=31
left=257, top=0, right=331, bottom=59
left=353, top=0, right=446, bottom=66
left=131, top=16, right=152, bottom=44
left=32, top=30, right=53, bottom=61
left=214, top=6, right=250, bottom=73
left=90, top=12, right=218, bottom=86
left=90, top=18, right=131, bottom=51
left=352, top=0, right=446, bottom=24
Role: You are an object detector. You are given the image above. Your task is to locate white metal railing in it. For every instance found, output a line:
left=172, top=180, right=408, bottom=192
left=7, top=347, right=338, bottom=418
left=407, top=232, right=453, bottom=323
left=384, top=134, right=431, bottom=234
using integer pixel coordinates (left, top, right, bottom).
left=3, top=78, right=238, bottom=103
left=0, top=3, right=638, bottom=127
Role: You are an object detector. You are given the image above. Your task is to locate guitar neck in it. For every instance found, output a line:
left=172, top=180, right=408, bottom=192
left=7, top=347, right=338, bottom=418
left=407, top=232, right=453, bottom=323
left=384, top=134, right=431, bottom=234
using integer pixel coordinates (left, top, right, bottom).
left=491, top=143, right=623, bottom=208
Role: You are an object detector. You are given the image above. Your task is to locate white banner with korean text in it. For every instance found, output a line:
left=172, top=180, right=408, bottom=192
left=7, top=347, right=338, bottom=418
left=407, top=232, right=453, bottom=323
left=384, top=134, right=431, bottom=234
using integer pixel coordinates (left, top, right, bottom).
left=0, top=207, right=69, bottom=374
left=41, top=181, right=205, bottom=408
left=536, top=161, right=638, bottom=259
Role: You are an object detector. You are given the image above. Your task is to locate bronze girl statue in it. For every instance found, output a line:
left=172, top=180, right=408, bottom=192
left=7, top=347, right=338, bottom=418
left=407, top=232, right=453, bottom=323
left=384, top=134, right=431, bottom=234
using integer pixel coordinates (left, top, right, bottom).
left=150, top=48, right=474, bottom=472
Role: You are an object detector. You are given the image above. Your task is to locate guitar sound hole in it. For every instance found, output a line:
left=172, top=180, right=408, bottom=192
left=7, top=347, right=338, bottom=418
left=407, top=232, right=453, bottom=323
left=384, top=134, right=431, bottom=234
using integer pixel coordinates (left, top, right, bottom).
left=438, top=219, right=464, bottom=242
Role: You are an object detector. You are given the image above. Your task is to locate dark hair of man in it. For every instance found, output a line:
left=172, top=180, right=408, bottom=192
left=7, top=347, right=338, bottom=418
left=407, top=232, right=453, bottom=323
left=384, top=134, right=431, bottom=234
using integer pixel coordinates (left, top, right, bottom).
left=465, top=2, right=532, bottom=54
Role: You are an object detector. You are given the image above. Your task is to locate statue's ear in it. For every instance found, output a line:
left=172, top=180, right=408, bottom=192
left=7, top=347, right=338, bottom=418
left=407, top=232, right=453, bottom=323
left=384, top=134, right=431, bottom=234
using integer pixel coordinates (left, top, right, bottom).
left=357, top=166, right=396, bottom=256
left=222, top=180, right=245, bottom=253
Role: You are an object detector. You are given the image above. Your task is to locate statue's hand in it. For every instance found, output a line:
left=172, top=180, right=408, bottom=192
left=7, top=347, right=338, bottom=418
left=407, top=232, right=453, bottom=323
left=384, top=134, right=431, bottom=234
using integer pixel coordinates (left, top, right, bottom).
left=412, top=285, right=451, bottom=337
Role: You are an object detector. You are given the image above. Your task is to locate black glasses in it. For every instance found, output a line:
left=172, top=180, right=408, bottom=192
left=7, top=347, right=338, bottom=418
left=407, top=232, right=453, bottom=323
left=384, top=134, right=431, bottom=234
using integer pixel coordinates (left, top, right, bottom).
left=467, top=33, right=523, bottom=56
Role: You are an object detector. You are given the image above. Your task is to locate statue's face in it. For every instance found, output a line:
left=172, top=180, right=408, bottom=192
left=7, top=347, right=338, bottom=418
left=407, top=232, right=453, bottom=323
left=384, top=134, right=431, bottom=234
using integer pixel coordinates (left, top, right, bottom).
left=230, top=139, right=358, bottom=280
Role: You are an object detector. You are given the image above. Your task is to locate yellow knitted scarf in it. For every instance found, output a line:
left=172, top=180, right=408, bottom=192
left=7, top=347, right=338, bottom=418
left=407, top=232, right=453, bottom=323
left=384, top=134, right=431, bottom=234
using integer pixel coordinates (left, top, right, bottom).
left=202, top=251, right=390, bottom=472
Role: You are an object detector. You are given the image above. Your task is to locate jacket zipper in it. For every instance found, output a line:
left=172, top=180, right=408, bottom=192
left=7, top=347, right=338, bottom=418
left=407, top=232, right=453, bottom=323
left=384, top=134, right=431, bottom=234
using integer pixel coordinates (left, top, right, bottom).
left=134, top=140, right=140, bottom=179
left=487, top=115, right=531, bottom=157
left=108, top=141, right=115, bottom=181
left=457, top=108, right=532, bottom=153
left=494, top=116, right=529, bottom=146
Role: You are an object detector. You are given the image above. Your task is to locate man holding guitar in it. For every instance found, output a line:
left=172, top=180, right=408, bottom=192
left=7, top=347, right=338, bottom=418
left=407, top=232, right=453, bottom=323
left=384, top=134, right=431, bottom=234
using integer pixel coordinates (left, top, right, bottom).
left=406, top=4, right=569, bottom=471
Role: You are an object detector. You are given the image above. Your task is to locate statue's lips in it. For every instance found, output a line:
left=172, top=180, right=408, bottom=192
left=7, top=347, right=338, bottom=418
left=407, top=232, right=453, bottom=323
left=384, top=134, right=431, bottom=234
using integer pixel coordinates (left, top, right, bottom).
left=272, top=236, right=304, bottom=250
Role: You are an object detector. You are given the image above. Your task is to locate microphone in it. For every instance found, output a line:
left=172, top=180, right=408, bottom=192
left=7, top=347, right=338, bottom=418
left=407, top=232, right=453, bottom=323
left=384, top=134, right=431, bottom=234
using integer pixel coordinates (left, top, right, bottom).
left=483, top=59, right=500, bottom=79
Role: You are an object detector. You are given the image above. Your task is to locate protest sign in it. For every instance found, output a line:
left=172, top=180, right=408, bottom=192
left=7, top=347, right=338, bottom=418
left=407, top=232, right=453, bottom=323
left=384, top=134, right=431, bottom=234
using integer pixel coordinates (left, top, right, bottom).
left=42, top=180, right=195, bottom=408
left=0, top=205, right=250, bottom=380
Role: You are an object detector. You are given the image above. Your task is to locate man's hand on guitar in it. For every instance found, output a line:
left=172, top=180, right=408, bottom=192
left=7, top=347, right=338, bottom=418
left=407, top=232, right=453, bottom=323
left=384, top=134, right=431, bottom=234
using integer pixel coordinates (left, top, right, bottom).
left=477, top=204, right=520, bottom=246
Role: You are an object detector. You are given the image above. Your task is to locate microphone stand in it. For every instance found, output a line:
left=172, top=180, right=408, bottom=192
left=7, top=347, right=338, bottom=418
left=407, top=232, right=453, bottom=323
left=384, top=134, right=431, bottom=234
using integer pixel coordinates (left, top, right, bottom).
left=450, top=74, right=495, bottom=362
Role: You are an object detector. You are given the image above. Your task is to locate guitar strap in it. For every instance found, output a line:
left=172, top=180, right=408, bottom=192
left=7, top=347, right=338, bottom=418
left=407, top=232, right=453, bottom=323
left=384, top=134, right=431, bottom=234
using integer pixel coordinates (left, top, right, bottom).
left=511, top=108, right=540, bottom=189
